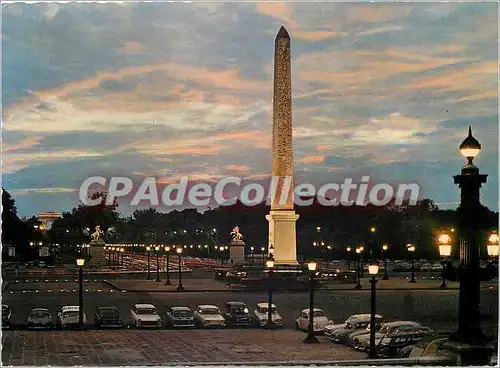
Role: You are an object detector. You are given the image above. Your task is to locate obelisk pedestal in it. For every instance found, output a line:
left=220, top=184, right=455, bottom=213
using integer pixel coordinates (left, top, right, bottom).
left=266, top=26, right=299, bottom=268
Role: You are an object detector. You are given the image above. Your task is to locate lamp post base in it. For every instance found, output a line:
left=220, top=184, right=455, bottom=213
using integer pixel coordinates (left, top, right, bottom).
left=303, top=334, right=319, bottom=344
left=442, top=341, right=494, bottom=366
left=354, top=283, right=362, bottom=289
left=176, top=284, right=184, bottom=292
left=263, top=321, right=277, bottom=330
left=440, top=281, right=447, bottom=288
left=164, top=279, right=172, bottom=285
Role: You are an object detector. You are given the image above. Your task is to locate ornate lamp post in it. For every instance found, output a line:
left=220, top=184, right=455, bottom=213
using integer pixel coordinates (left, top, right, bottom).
left=264, top=254, right=275, bottom=329
left=261, top=247, right=266, bottom=263
left=382, top=244, right=389, bottom=280
left=155, top=245, right=161, bottom=282
left=303, top=260, right=319, bottom=344
left=346, top=246, right=352, bottom=270
left=176, top=247, right=184, bottom=292
left=441, top=126, right=495, bottom=365
left=146, top=245, right=151, bottom=280
left=438, top=234, right=452, bottom=288
left=368, top=260, right=379, bottom=359
left=120, top=247, right=124, bottom=267
left=407, top=244, right=416, bottom=283
left=76, top=253, right=85, bottom=328
left=354, top=247, right=363, bottom=289
left=164, top=246, right=171, bottom=285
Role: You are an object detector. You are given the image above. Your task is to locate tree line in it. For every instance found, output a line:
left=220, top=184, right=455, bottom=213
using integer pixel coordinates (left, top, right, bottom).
left=2, top=189, right=498, bottom=261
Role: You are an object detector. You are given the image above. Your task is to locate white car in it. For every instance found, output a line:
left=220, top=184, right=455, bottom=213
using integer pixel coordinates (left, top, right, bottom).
left=130, top=304, right=162, bottom=329
left=295, top=308, right=332, bottom=333
left=253, top=303, right=283, bottom=328
left=193, top=305, right=226, bottom=328
left=325, top=314, right=372, bottom=338
left=56, top=306, right=86, bottom=329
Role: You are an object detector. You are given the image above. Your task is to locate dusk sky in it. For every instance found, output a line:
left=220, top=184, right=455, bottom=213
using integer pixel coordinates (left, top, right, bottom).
left=2, top=2, right=498, bottom=217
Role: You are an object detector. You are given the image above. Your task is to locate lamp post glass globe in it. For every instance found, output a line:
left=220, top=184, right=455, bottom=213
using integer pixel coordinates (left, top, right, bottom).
left=368, top=264, right=379, bottom=275
left=76, top=257, right=85, bottom=267
left=307, top=261, right=317, bottom=271
left=459, top=126, right=481, bottom=162
left=266, top=259, right=275, bottom=269
left=382, top=244, right=388, bottom=251
left=346, top=247, right=351, bottom=252
left=165, top=246, right=170, bottom=252
left=176, top=247, right=183, bottom=254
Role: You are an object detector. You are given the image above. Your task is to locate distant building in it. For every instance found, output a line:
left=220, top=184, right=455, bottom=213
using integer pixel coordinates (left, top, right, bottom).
left=38, top=212, right=62, bottom=230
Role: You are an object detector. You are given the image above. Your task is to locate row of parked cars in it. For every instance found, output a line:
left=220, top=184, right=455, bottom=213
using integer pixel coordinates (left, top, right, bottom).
left=322, top=313, right=435, bottom=358
left=2, top=302, right=287, bottom=329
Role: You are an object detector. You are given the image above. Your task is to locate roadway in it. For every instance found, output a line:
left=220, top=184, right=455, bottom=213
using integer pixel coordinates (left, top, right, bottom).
left=3, top=279, right=498, bottom=337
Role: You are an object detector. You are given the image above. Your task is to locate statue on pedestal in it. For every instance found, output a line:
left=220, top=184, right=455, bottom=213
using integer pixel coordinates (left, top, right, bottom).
left=229, top=226, right=246, bottom=264
left=229, top=226, right=245, bottom=245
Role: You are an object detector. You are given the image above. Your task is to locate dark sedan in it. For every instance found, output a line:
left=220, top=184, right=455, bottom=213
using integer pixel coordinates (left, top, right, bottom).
left=94, top=307, right=123, bottom=328
left=165, top=306, right=195, bottom=329
left=223, top=301, right=252, bottom=327
left=27, top=308, right=53, bottom=329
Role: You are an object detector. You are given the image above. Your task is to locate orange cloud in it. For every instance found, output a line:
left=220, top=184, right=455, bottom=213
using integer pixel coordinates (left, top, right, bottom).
left=294, top=30, right=344, bottom=41
left=316, top=145, right=330, bottom=152
left=297, top=155, right=325, bottom=164
left=255, top=3, right=298, bottom=29
left=119, top=41, right=143, bottom=53
left=224, top=165, right=249, bottom=173
left=3, top=136, right=42, bottom=152
left=31, top=61, right=268, bottom=101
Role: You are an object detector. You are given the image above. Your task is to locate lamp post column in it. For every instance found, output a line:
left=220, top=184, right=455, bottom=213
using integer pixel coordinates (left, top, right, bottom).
left=382, top=245, right=389, bottom=280
left=369, top=275, right=378, bottom=358
left=454, top=148, right=487, bottom=343
left=146, top=246, right=151, bottom=280
left=164, top=247, right=171, bottom=285
left=354, top=247, right=362, bottom=289
left=155, top=246, right=161, bottom=282
left=177, top=248, right=184, bottom=292
left=264, top=255, right=275, bottom=329
left=303, top=261, right=319, bottom=344
left=78, top=265, right=84, bottom=327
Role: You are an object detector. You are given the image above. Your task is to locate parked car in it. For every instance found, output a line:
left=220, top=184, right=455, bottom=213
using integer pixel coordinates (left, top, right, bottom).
left=94, top=307, right=123, bottom=328
left=353, top=321, right=423, bottom=350
left=2, top=305, right=11, bottom=329
left=27, top=308, right=53, bottom=329
left=223, top=302, right=252, bottom=327
left=377, top=326, right=435, bottom=358
left=56, top=306, right=86, bottom=329
left=130, top=304, right=162, bottom=329
left=253, top=303, right=283, bottom=328
left=295, top=308, right=333, bottom=333
left=165, top=306, right=195, bottom=329
left=193, top=305, right=226, bottom=328
left=324, top=313, right=371, bottom=338
left=330, top=314, right=383, bottom=343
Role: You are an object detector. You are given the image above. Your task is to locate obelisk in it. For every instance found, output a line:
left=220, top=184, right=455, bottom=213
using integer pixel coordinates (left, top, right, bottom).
left=266, top=26, right=299, bottom=266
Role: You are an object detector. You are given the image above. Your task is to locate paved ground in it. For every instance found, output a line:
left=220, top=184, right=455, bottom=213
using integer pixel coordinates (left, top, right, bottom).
left=2, top=329, right=366, bottom=365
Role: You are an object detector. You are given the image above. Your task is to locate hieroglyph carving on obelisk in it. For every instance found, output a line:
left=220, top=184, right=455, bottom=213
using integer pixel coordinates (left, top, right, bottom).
left=266, top=26, right=299, bottom=265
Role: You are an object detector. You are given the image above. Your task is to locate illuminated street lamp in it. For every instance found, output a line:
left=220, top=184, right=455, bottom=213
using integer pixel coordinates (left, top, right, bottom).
left=407, top=244, right=416, bottom=283
left=487, top=233, right=499, bottom=258
left=354, top=247, right=363, bottom=289
left=368, top=260, right=379, bottom=359
left=264, top=255, right=275, bottom=329
left=146, top=245, right=151, bottom=280
left=346, top=247, right=352, bottom=270
left=176, top=247, right=184, bottom=292
left=76, top=253, right=85, bottom=328
left=438, top=234, right=452, bottom=288
left=303, top=260, right=319, bottom=344
left=155, top=245, right=161, bottom=282
left=120, top=247, right=124, bottom=266
left=382, top=244, right=389, bottom=280
left=164, top=246, right=171, bottom=285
